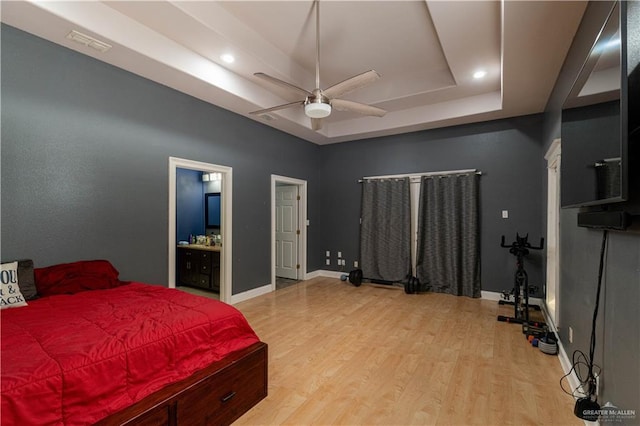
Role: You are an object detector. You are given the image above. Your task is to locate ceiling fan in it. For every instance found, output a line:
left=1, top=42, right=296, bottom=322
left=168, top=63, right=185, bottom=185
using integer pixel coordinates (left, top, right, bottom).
left=249, top=0, right=386, bottom=131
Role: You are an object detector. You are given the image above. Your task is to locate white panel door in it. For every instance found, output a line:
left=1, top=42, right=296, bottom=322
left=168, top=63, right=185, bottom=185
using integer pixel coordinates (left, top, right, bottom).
left=276, top=185, right=298, bottom=279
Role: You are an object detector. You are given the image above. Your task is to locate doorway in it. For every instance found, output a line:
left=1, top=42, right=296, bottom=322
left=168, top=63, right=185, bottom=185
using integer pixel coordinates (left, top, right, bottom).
left=545, top=139, right=561, bottom=327
left=271, top=175, right=307, bottom=291
left=168, top=157, right=233, bottom=303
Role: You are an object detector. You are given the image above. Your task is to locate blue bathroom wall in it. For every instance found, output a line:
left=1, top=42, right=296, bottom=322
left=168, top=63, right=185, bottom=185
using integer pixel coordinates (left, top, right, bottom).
left=176, top=168, right=204, bottom=242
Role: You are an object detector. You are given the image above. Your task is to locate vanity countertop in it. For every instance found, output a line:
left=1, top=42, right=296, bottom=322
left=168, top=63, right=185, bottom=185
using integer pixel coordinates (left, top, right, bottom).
left=177, top=244, right=221, bottom=252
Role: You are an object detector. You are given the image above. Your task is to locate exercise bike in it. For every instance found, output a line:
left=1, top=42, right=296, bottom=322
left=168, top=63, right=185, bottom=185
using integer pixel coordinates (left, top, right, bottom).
left=497, top=233, right=547, bottom=336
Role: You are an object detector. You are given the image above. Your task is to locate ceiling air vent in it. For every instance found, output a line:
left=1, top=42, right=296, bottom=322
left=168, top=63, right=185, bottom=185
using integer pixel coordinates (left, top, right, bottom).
left=66, top=30, right=112, bottom=53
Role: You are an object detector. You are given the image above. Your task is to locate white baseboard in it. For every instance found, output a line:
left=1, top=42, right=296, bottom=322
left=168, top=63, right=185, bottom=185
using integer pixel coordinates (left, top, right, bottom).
left=305, top=269, right=345, bottom=280
left=481, top=290, right=502, bottom=301
left=481, top=290, right=545, bottom=307
left=303, top=269, right=322, bottom=280
left=230, top=283, right=272, bottom=305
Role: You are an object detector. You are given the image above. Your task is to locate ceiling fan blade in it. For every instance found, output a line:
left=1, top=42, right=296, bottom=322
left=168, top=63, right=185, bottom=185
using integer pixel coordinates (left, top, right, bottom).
left=331, top=99, right=386, bottom=117
left=249, top=101, right=304, bottom=116
left=322, top=70, right=381, bottom=99
left=254, top=72, right=311, bottom=99
left=311, top=118, right=323, bottom=131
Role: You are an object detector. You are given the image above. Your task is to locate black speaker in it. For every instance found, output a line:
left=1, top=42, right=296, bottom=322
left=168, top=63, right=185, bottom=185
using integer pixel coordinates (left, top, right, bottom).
left=577, top=211, right=631, bottom=230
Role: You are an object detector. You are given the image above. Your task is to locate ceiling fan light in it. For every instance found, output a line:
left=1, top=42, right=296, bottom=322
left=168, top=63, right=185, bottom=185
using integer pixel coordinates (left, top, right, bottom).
left=304, top=102, right=331, bottom=118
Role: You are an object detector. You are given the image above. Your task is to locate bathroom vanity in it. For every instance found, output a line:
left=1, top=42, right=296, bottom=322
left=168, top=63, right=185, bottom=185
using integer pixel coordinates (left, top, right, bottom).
left=177, top=245, right=221, bottom=292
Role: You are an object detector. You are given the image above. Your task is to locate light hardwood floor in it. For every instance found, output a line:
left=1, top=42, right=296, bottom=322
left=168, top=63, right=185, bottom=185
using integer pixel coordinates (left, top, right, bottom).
left=234, top=277, right=580, bottom=426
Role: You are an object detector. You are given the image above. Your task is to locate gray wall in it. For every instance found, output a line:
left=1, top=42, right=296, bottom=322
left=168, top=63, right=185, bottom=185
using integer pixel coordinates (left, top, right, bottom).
left=318, top=115, right=547, bottom=295
left=0, top=24, right=322, bottom=294
left=543, top=1, right=639, bottom=416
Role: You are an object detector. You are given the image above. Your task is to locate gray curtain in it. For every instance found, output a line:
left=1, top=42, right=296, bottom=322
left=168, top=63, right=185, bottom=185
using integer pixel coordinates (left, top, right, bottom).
left=415, top=173, right=481, bottom=297
left=360, top=178, right=412, bottom=282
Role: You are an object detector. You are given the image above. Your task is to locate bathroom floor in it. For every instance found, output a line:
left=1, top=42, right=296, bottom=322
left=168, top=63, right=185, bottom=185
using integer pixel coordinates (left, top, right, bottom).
left=177, top=286, right=220, bottom=300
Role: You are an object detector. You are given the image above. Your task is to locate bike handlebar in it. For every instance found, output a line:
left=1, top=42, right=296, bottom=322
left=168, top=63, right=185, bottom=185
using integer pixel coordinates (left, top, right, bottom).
left=500, top=235, right=545, bottom=250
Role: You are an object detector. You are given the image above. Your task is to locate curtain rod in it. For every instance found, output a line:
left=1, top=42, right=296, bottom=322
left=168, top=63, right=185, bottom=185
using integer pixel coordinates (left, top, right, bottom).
left=358, top=169, right=481, bottom=183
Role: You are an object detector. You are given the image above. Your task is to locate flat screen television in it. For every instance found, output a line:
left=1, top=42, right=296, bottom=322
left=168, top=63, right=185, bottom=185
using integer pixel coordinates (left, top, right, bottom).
left=561, top=1, right=629, bottom=208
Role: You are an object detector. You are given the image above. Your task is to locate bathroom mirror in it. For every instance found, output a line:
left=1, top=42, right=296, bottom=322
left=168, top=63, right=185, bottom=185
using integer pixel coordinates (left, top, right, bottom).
left=205, top=193, right=221, bottom=228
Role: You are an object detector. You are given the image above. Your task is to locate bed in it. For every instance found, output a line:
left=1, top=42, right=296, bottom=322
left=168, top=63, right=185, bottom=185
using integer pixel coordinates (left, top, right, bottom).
left=0, top=259, right=267, bottom=425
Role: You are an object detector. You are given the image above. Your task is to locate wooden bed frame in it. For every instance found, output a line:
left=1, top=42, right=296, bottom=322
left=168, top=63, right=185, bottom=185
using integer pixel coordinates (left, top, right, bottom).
left=96, top=342, right=268, bottom=426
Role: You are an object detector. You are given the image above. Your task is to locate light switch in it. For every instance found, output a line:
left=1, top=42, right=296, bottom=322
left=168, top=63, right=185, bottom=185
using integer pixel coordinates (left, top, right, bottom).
left=338, top=251, right=342, bottom=258
left=326, top=251, right=330, bottom=257
left=502, top=210, right=509, bottom=219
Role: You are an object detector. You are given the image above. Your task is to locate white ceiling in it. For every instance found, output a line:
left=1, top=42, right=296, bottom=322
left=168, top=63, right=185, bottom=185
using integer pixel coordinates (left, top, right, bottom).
left=1, top=1, right=588, bottom=145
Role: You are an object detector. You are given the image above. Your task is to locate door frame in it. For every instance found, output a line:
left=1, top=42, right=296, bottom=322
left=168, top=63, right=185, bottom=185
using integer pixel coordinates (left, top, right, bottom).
left=544, top=138, right=561, bottom=327
left=271, top=175, right=307, bottom=291
left=169, top=157, right=233, bottom=303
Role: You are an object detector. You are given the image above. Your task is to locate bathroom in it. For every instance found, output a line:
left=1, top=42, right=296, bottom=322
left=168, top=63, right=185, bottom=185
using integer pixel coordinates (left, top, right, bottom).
left=175, top=168, right=222, bottom=294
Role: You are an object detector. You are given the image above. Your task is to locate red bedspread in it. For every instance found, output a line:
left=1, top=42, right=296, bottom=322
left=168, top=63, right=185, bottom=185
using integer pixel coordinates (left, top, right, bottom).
left=1, top=283, right=260, bottom=425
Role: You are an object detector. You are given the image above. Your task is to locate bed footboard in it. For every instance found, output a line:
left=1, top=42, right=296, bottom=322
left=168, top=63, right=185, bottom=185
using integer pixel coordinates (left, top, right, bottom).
left=97, top=342, right=268, bottom=426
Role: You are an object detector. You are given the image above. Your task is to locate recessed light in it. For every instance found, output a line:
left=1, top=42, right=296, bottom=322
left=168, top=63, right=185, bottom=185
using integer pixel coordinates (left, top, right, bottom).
left=473, top=70, right=487, bottom=79
left=220, top=54, right=235, bottom=64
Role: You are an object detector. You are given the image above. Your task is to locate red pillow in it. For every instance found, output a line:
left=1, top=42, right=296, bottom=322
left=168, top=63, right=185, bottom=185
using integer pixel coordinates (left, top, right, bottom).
left=34, top=260, right=124, bottom=296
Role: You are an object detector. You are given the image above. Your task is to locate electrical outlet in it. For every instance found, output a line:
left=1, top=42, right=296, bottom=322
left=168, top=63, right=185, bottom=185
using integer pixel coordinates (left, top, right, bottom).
left=326, top=251, right=330, bottom=257
left=354, top=260, right=359, bottom=268
left=338, top=251, right=342, bottom=258
left=502, top=210, right=509, bottom=219
left=569, top=326, right=574, bottom=343
left=326, top=258, right=330, bottom=266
